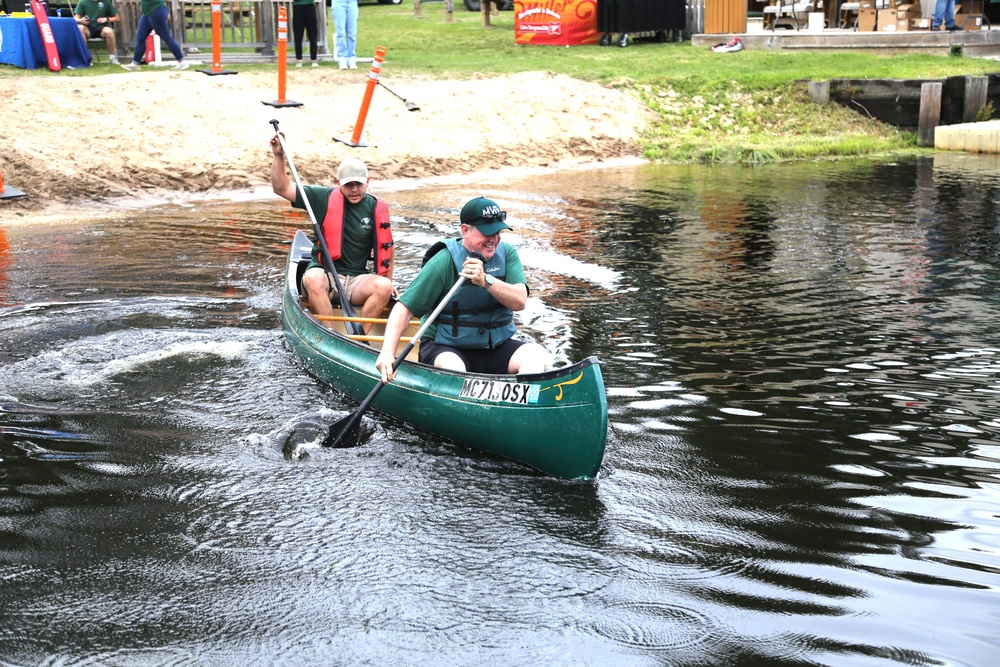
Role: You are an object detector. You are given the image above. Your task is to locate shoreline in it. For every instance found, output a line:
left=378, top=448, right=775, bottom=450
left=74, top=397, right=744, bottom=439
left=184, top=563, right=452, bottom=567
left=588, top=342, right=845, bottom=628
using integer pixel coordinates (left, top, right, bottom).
left=2, top=156, right=649, bottom=227
left=2, top=70, right=654, bottom=226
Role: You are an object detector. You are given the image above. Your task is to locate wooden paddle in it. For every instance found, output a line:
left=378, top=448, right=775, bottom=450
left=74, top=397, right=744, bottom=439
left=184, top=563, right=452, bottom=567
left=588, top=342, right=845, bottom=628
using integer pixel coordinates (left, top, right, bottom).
left=269, top=119, right=364, bottom=336
left=323, top=252, right=486, bottom=448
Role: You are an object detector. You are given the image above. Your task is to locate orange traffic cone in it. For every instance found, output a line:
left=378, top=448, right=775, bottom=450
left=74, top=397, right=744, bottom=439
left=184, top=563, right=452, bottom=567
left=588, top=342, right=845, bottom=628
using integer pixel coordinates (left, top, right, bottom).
left=0, top=166, right=28, bottom=200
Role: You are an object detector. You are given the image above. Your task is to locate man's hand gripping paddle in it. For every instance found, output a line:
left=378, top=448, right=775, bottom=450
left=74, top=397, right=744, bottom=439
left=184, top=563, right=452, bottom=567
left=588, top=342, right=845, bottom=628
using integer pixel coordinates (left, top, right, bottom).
left=323, top=252, right=487, bottom=448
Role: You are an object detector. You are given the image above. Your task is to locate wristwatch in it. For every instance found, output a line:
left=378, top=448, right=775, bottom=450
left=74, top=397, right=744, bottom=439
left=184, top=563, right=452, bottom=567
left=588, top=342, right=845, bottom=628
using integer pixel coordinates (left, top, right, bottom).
left=484, top=274, right=495, bottom=289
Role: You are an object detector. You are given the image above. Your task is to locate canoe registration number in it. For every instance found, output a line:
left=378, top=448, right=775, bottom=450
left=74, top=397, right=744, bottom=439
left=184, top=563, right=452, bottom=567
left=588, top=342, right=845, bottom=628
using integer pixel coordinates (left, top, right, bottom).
left=459, top=378, right=539, bottom=405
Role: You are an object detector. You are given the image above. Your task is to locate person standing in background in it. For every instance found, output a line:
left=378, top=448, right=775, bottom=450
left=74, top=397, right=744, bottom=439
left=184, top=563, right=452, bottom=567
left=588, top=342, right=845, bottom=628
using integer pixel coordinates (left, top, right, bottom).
left=121, top=0, right=188, bottom=70
left=931, top=0, right=961, bottom=30
left=292, top=0, right=318, bottom=67
left=332, top=0, right=358, bottom=70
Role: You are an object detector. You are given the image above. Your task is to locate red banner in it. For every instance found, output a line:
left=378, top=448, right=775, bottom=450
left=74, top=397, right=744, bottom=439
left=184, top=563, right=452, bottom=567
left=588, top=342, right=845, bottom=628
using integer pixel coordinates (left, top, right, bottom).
left=514, top=0, right=599, bottom=46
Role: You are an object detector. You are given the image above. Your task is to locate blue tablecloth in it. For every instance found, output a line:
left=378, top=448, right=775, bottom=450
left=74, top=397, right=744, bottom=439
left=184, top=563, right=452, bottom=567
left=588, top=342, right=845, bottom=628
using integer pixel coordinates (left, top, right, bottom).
left=0, top=16, right=92, bottom=70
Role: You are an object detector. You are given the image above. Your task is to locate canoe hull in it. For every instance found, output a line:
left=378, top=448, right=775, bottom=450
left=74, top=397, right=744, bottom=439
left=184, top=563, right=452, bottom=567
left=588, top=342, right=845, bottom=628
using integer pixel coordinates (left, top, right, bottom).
left=281, top=231, right=608, bottom=480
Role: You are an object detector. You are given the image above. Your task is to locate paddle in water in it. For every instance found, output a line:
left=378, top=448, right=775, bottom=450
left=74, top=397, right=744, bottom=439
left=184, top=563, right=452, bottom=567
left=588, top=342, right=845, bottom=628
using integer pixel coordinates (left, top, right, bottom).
left=323, top=252, right=486, bottom=448
left=269, top=119, right=364, bottom=336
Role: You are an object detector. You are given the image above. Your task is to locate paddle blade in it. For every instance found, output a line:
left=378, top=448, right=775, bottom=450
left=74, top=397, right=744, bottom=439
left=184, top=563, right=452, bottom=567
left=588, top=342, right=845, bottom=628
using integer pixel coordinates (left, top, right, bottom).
left=323, top=412, right=370, bottom=448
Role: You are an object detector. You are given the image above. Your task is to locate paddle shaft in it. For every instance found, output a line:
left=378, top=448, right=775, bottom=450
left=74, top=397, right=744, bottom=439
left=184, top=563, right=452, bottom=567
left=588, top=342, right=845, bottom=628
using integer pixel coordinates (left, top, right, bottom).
left=269, top=119, right=363, bottom=335
left=378, top=81, right=418, bottom=110
left=326, top=265, right=476, bottom=447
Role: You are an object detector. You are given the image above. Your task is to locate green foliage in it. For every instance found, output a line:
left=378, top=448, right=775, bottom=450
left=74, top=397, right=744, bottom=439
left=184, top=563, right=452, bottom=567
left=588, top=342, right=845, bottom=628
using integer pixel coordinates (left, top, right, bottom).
left=977, top=100, right=995, bottom=122
left=351, top=5, right=994, bottom=162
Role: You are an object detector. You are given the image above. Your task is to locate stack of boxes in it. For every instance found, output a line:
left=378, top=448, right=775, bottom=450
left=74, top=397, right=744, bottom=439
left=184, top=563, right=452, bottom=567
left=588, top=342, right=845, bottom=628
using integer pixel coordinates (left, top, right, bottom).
left=856, top=1, right=983, bottom=31
left=895, top=3, right=928, bottom=31
left=857, top=0, right=925, bottom=32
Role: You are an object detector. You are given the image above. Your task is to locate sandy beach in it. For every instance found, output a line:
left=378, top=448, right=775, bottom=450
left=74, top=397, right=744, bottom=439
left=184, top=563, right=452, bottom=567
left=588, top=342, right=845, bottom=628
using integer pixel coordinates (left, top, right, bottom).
left=1, top=68, right=654, bottom=223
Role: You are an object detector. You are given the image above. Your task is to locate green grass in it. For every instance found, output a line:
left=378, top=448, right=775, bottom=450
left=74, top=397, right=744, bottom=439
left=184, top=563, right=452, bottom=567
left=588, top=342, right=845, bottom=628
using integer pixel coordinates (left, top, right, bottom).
left=8, top=2, right=1000, bottom=162
left=354, top=5, right=999, bottom=161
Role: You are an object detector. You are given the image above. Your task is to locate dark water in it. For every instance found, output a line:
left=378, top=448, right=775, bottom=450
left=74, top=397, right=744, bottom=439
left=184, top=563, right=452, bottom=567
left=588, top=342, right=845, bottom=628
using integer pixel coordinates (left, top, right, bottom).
left=2, top=154, right=999, bottom=666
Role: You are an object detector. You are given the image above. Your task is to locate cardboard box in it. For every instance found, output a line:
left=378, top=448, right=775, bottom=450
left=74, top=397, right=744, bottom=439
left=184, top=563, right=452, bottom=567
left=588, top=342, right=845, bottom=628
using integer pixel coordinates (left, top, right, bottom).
left=896, top=3, right=921, bottom=19
left=877, top=9, right=898, bottom=30
left=859, top=0, right=875, bottom=8
left=896, top=16, right=929, bottom=30
left=858, top=8, right=878, bottom=31
left=954, top=15, right=983, bottom=30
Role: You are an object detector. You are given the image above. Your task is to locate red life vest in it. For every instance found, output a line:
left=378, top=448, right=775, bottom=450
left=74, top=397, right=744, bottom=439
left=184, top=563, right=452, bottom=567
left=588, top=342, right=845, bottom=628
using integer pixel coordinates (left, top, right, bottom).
left=323, top=191, right=393, bottom=276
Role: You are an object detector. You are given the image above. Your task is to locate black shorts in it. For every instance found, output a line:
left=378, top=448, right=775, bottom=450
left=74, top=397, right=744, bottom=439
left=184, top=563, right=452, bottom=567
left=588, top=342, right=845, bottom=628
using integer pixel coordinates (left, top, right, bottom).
left=418, top=338, right=527, bottom=375
left=86, top=24, right=109, bottom=39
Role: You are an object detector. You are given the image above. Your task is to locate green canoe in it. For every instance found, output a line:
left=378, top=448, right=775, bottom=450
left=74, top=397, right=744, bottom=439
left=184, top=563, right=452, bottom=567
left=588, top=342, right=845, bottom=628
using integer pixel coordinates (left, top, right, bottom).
left=282, top=230, right=608, bottom=480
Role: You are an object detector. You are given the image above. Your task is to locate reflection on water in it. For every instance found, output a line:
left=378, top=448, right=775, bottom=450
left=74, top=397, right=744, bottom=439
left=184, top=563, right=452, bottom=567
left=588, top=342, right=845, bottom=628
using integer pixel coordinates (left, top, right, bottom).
left=1, top=154, right=999, bottom=665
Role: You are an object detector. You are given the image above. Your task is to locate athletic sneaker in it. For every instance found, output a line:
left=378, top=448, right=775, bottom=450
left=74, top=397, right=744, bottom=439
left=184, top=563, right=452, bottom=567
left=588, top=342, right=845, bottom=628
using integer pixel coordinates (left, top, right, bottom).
left=311, top=61, right=318, bottom=67
left=109, top=54, right=119, bottom=65
left=296, top=60, right=303, bottom=68
left=348, top=57, right=357, bottom=69
left=711, top=37, right=744, bottom=53
left=338, top=57, right=347, bottom=70
left=174, top=61, right=189, bottom=71
left=121, top=61, right=141, bottom=71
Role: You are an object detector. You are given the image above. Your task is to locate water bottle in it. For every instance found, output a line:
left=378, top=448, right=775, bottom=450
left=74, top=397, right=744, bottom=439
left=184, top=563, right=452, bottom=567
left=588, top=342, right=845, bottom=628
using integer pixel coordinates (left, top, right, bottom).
left=57, top=8, right=62, bottom=16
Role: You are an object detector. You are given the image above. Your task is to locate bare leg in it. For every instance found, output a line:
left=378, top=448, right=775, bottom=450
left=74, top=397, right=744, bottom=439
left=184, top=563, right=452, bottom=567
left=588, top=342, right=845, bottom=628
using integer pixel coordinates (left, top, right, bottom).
left=350, top=274, right=394, bottom=333
left=508, top=343, right=547, bottom=374
left=433, top=351, right=467, bottom=372
left=104, top=27, right=117, bottom=55
left=301, top=267, right=334, bottom=317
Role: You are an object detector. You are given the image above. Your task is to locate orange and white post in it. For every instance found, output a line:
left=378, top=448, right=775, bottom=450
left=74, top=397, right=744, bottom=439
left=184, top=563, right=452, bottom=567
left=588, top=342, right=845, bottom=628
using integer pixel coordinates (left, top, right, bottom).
left=211, top=0, right=222, bottom=72
left=334, top=46, right=387, bottom=148
left=198, top=0, right=236, bottom=75
left=262, top=6, right=302, bottom=107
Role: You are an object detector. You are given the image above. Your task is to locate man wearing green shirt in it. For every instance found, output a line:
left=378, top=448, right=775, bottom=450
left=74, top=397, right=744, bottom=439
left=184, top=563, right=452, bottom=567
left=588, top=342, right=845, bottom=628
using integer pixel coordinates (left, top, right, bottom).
left=270, top=132, right=395, bottom=333
left=375, top=196, right=547, bottom=381
left=73, top=0, right=120, bottom=65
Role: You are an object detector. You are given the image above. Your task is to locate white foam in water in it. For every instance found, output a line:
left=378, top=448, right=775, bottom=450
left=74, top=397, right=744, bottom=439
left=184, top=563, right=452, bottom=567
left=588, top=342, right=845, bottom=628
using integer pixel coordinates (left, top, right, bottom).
left=831, top=463, right=887, bottom=477
left=719, top=407, right=764, bottom=417
left=631, top=398, right=696, bottom=410
left=6, top=331, right=255, bottom=391
left=67, top=340, right=250, bottom=386
left=515, top=247, right=621, bottom=289
left=941, top=424, right=984, bottom=434
left=932, top=348, right=999, bottom=360
left=850, top=432, right=904, bottom=442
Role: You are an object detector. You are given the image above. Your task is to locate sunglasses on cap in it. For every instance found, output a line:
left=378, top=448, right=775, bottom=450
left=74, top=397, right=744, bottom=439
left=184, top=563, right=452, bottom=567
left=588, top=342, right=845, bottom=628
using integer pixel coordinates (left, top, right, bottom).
left=480, top=210, right=506, bottom=223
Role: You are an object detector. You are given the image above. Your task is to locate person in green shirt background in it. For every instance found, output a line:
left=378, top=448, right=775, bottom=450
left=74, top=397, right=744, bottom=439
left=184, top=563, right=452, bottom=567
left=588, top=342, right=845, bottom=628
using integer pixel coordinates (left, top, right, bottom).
left=73, top=0, right=120, bottom=65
